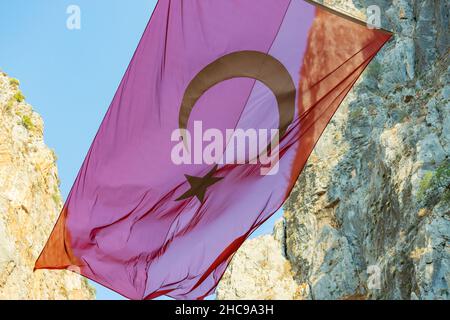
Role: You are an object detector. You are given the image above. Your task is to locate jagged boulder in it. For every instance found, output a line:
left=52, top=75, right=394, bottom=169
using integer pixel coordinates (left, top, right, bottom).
left=0, top=71, right=95, bottom=299
left=218, top=0, right=449, bottom=300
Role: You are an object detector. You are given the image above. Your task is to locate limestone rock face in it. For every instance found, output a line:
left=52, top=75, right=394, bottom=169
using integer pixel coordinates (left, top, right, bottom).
left=0, top=72, right=95, bottom=299
left=217, top=227, right=301, bottom=300
left=218, top=0, right=449, bottom=300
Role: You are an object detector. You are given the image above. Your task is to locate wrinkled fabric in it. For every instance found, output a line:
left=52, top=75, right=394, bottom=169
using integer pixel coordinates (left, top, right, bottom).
left=35, top=0, right=391, bottom=300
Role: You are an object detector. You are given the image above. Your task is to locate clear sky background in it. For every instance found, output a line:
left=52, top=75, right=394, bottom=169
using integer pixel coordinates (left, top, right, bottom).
left=0, top=0, right=283, bottom=300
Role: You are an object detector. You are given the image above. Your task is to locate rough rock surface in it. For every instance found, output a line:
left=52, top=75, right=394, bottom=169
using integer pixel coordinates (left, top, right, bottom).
left=218, top=0, right=449, bottom=300
left=0, top=72, right=95, bottom=299
left=217, top=222, right=302, bottom=300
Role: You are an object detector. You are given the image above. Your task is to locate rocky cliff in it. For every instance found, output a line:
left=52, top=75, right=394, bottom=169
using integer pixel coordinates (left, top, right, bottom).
left=218, top=0, right=449, bottom=300
left=0, top=72, right=95, bottom=299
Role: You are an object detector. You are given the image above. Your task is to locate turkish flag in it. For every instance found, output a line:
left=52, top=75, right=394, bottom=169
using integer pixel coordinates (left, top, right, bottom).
left=35, top=0, right=391, bottom=299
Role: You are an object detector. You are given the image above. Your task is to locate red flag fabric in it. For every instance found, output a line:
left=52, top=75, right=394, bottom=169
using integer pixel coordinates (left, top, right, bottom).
left=35, top=0, right=392, bottom=300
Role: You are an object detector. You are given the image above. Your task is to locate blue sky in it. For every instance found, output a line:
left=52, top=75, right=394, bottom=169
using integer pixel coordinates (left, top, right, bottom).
left=0, top=0, right=282, bottom=300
